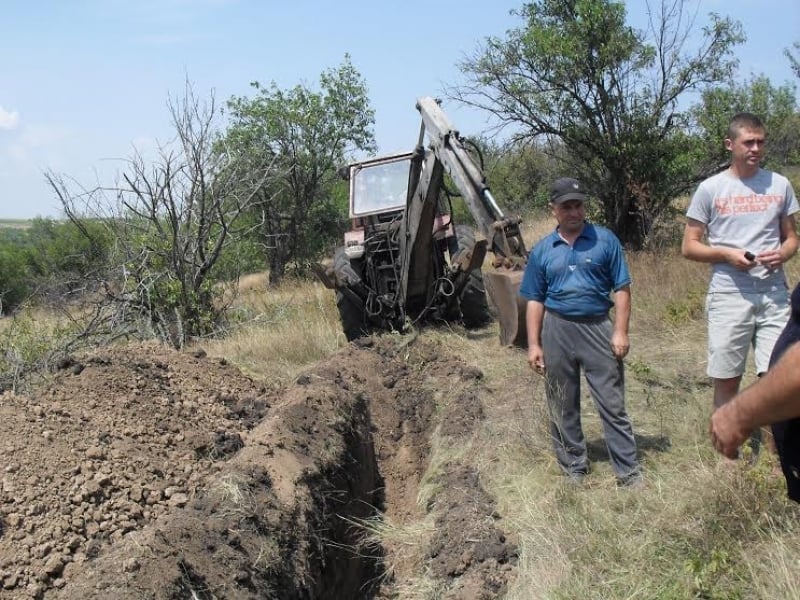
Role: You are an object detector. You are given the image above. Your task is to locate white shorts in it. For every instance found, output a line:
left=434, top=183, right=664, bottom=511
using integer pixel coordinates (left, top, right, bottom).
left=705, top=289, right=791, bottom=379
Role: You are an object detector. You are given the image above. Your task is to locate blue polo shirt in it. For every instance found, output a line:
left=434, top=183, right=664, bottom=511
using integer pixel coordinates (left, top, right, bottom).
left=519, top=222, right=631, bottom=318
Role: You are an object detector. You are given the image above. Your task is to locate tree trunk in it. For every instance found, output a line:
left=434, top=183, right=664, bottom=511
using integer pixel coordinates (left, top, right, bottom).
left=612, top=203, right=649, bottom=250
left=602, top=191, right=649, bottom=251
left=268, top=253, right=286, bottom=287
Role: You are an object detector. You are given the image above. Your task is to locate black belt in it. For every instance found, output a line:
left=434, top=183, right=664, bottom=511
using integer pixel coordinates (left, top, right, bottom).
left=546, top=310, right=608, bottom=324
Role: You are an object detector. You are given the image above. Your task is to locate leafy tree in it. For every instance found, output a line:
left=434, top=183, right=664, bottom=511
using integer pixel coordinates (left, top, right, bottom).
left=24, top=218, right=113, bottom=301
left=477, top=137, right=563, bottom=215
left=450, top=0, right=744, bottom=248
left=210, top=210, right=268, bottom=281
left=692, top=75, right=798, bottom=169
left=0, top=237, right=30, bottom=314
left=0, top=221, right=112, bottom=314
left=223, top=55, right=376, bottom=285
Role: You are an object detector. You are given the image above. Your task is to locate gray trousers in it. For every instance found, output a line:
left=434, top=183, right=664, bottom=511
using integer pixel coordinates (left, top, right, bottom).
left=541, top=311, right=640, bottom=480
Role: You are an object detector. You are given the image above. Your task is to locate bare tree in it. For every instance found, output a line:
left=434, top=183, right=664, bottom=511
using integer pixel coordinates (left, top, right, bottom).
left=47, top=81, right=277, bottom=348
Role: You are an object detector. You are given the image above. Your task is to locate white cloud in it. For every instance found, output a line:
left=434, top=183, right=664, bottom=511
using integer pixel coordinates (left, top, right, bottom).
left=0, top=106, right=20, bottom=130
left=6, top=124, right=67, bottom=161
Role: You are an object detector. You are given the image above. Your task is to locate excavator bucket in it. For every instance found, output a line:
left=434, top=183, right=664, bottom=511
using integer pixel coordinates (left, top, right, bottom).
left=483, top=269, right=528, bottom=348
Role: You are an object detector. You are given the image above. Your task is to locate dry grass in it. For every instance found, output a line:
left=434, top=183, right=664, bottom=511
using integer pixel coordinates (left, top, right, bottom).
left=209, top=473, right=256, bottom=520
left=352, top=513, right=439, bottom=598
left=372, top=211, right=800, bottom=598
left=467, top=214, right=800, bottom=598
left=56, top=209, right=800, bottom=596
left=7, top=210, right=800, bottom=597
left=0, top=306, right=87, bottom=390
left=204, top=275, right=347, bottom=383
left=520, top=208, right=558, bottom=246
left=149, top=218, right=800, bottom=597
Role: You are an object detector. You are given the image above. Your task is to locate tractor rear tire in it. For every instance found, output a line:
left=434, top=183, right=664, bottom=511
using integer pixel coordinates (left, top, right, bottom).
left=333, top=247, right=367, bottom=341
left=454, top=226, right=492, bottom=329
left=336, top=290, right=366, bottom=341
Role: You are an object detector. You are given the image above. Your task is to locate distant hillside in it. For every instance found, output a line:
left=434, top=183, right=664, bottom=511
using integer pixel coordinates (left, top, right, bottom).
left=0, top=219, right=32, bottom=230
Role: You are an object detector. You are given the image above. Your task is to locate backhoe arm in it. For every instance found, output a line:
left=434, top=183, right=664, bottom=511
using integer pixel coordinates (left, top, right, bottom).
left=405, top=97, right=529, bottom=347
left=415, top=96, right=528, bottom=269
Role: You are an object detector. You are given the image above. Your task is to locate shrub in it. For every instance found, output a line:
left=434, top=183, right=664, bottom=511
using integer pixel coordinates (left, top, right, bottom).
left=0, top=238, right=30, bottom=314
left=664, top=290, right=705, bottom=326
left=0, top=310, right=79, bottom=392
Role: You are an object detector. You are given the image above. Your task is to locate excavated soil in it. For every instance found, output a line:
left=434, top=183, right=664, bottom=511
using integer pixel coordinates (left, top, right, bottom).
left=0, top=335, right=517, bottom=599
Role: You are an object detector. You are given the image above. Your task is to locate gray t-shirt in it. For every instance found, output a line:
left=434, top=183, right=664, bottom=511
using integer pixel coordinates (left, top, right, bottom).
left=686, top=168, right=799, bottom=292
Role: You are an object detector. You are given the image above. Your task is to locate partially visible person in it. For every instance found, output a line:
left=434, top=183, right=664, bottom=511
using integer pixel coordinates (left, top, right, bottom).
left=682, top=112, right=799, bottom=450
left=521, top=177, right=641, bottom=487
left=711, top=281, right=800, bottom=501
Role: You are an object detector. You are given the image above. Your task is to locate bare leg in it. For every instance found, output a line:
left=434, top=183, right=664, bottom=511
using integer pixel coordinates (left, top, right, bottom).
left=714, top=376, right=745, bottom=463
left=713, top=376, right=742, bottom=410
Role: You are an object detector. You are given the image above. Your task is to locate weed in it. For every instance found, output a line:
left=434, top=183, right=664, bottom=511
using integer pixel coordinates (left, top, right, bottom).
left=9, top=210, right=800, bottom=598
left=628, top=357, right=653, bottom=379
left=663, top=289, right=705, bottom=326
left=685, top=548, right=739, bottom=599
left=0, top=308, right=81, bottom=391
left=252, top=538, right=281, bottom=572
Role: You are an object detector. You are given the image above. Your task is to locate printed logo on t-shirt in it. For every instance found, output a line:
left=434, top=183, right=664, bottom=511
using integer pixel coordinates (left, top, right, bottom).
left=714, top=194, right=783, bottom=215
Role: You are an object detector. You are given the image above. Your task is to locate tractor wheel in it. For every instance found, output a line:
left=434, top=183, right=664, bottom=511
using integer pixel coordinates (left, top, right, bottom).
left=333, top=247, right=367, bottom=341
left=454, top=226, right=492, bottom=329
left=336, top=290, right=366, bottom=341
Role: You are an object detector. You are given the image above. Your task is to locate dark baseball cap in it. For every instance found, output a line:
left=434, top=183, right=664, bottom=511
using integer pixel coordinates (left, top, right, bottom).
left=550, top=177, right=588, bottom=204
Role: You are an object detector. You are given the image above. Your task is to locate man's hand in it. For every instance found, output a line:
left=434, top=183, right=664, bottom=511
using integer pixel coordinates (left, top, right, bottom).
left=610, top=331, right=629, bottom=359
left=528, top=344, right=545, bottom=374
left=730, top=248, right=757, bottom=271
left=756, top=249, right=784, bottom=270
left=709, top=401, right=752, bottom=459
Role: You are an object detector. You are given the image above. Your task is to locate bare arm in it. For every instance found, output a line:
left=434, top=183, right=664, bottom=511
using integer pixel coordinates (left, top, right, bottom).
left=780, top=214, right=799, bottom=261
left=710, top=341, right=800, bottom=458
left=681, top=218, right=753, bottom=268
left=526, top=300, right=545, bottom=372
left=758, top=214, right=799, bottom=269
left=611, top=285, right=631, bottom=359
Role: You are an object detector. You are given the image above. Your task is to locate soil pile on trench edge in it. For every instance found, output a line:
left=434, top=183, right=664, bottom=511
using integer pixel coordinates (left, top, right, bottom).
left=0, top=336, right=517, bottom=599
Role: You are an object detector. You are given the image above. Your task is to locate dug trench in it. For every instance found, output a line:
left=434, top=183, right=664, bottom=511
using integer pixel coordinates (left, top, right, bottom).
left=0, top=335, right=517, bottom=599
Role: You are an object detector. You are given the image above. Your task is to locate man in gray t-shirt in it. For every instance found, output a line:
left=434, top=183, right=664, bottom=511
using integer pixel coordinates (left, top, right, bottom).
left=682, top=112, right=799, bottom=452
left=689, top=168, right=798, bottom=294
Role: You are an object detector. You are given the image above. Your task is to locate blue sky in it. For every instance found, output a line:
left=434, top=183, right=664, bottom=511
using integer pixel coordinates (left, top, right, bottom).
left=1, top=0, right=798, bottom=219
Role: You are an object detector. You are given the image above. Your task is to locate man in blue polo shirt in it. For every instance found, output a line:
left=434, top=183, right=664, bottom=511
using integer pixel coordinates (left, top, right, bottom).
left=521, top=177, right=642, bottom=487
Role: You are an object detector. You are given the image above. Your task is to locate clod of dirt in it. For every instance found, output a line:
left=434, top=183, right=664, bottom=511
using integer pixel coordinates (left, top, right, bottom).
left=428, top=464, right=518, bottom=599
left=0, top=337, right=516, bottom=599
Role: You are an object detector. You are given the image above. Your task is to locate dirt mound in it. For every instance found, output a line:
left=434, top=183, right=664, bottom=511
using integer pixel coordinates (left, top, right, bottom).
left=0, top=336, right=516, bottom=598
